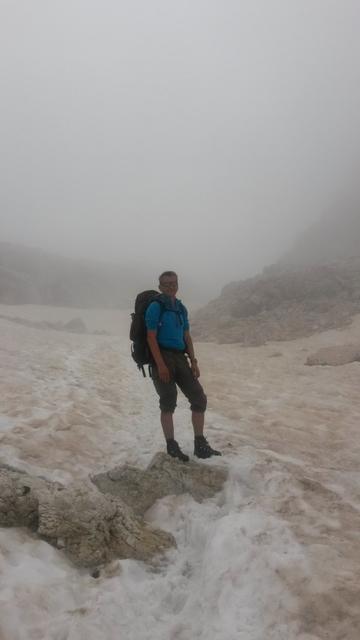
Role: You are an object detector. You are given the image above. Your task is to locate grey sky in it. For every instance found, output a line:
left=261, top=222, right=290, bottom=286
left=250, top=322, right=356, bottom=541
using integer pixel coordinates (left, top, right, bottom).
left=1, top=0, right=359, bottom=295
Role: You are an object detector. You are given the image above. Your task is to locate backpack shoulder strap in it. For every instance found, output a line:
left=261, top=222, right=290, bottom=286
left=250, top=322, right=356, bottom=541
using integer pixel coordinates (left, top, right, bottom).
left=178, top=301, right=187, bottom=316
left=144, top=296, right=167, bottom=329
left=153, top=294, right=167, bottom=318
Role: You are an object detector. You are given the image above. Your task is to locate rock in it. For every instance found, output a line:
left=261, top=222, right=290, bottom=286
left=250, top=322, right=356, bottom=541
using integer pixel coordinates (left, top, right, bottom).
left=0, top=453, right=227, bottom=568
left=306, top=344, right=360, bottom=366
left=92, top=452, right=227, bottom=516
left=0, top=463, right=173, bottom=567
left=192, top=258, right=360, bottom=345
left=0, top=464, right=45, bottom=529
left=37, top=479, right=173, bottom=567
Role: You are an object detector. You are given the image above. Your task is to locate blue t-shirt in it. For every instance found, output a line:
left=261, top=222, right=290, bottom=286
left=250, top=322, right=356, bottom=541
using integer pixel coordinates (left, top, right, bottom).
left=145, top=297, right=189, bottom=350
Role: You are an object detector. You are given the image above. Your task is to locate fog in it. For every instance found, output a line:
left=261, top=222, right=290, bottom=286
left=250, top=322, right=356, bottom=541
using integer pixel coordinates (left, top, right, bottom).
left=1, top=0, right=359, bottom=293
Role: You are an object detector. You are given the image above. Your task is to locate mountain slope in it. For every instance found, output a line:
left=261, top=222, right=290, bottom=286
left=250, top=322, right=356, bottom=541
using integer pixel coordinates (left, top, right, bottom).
left=192, top=207, right=360, bottom=345
left=0, top=243, right=143, bottom=308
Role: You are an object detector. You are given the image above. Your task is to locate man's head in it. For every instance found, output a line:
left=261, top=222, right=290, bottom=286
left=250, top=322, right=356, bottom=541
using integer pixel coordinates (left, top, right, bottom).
left=159, top=271, right=178, bottom=298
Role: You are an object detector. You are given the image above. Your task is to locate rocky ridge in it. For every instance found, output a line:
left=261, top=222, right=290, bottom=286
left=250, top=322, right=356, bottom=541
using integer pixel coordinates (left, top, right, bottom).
left=192, top=205, right=360, bottom=345
left=191, top=258, right=360, bottom=345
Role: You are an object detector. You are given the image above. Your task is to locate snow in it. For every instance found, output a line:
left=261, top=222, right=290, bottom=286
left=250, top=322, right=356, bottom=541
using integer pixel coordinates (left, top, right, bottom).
left=0, top=304, right=359, bottom=639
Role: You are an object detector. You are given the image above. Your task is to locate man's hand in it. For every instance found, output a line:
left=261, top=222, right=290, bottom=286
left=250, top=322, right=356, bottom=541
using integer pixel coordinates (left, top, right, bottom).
left=184, top=332, right=200, bottom=378
left=157, top=363, right=171, bottom=383
left=191, top=360, right=200, bottom=379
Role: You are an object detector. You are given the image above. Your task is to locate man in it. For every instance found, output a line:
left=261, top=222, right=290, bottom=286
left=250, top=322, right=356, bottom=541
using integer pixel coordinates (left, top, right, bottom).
left=145, top=270, right=221, bottom=462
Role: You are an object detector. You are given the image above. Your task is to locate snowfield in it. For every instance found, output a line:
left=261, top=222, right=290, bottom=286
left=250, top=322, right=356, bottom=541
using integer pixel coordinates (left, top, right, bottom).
left=0, top=304, right=359, bottom=640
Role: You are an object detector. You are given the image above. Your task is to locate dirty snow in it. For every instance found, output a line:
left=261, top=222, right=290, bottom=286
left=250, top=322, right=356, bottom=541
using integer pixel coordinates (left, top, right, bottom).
left=0, top=304, right=359, bottom=640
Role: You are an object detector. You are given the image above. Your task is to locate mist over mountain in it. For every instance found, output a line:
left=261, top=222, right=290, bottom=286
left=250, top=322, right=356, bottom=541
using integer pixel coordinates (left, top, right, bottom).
left=192, top=205, right=360, bottom=344
left=0, top=243, right=149, bottom=308
left=0, top=242, right=209, bottom=308
left=280, top=202, right=360, bottom=267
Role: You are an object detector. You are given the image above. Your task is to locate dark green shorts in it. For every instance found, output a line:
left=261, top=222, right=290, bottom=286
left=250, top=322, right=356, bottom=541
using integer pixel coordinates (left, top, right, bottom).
left=151, top=350, right=207, bottom=414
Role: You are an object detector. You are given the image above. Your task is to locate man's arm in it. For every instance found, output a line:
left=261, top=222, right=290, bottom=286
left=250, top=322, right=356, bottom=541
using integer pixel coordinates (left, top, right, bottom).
left=147, top=330, right=171, bottom=383
left=184, top=330, right=200, bottom=378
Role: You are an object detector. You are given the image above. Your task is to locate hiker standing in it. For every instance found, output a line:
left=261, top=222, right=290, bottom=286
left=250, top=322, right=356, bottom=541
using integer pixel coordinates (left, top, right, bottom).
left=145, top=271, right=221, bottom=461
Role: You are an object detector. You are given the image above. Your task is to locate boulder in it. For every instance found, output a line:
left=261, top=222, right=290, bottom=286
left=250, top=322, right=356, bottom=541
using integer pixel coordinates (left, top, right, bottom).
left=38, top=479, right=173, bottom=567
left=0, top=454, right=227, bottom=568
left=92, top=452, right=228, bottom=516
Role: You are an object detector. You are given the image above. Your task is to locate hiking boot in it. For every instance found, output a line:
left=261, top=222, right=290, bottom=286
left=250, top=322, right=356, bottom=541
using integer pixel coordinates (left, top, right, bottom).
left=166, top=439, right=189, bottom=462
left=194, top=435, right=222, bottom=459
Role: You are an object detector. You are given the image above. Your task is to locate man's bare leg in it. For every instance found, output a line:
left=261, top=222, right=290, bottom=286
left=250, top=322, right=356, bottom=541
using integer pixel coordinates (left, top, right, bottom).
left=162, top=411, right=189, bottom=462
left=161, top=412, right=174, bottom=440
left=191, top=411, right=204, bottom=437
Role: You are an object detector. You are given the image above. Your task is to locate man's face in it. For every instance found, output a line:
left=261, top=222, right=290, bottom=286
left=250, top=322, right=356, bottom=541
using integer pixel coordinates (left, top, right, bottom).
left=159, top=275, right=178, bottom=297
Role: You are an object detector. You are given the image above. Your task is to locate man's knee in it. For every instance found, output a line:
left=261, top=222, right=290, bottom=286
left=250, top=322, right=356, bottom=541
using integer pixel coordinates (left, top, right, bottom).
left=158, top=387, right=177, bottom=413
left=159, top=398, right=177, bottom=413
left=152, top=375, right=177, bottom=413
left=190, top=392, right=207, bottom=413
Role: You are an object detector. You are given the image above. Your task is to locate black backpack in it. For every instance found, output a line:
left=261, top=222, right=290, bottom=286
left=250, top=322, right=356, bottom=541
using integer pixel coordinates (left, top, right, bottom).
left=130, top=290, right=165, bottom=376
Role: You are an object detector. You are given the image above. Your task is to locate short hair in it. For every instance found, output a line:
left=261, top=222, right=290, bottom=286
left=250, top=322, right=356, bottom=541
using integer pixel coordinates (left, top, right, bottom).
left=159, top=271, right=178, bottom=283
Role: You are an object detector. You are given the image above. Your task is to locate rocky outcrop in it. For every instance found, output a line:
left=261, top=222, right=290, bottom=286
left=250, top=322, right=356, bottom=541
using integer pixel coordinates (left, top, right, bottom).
left=92, top=452, right=228, bottom=516
left=306, top=344, right=360, bottom=366
left=191, top=258, right=360, bottom=345
left=0, top=462, right=173, bottom=567
left=192, top=204, right=360, bottom=346
left=0, top=454, right=227, bottom=568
